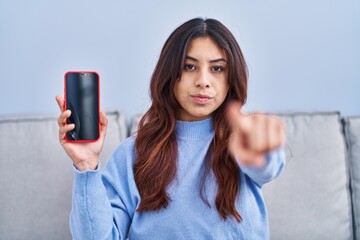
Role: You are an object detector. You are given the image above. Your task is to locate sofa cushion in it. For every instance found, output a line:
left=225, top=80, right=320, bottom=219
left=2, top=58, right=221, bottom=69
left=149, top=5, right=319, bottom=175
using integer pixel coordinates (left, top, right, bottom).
left=0, top=111, right=126, bottom=240
left=263, top=112, right=353, bottom=240
left=344, top=116, right=360, bottom=240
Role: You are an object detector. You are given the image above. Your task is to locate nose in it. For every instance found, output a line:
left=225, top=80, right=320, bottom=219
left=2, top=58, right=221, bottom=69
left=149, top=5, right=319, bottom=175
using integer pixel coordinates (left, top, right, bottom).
left=195, top=70, right=210, bottom=88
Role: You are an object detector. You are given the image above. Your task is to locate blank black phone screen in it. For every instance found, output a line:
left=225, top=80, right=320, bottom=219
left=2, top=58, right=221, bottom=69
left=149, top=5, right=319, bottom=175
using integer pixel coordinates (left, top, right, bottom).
left=65, top=72, right=99, bottom=141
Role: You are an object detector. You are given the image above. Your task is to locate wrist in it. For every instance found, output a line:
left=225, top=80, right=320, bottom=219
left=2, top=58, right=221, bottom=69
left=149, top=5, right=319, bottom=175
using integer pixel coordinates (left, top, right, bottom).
left=74, top=159, right=99, bottom=172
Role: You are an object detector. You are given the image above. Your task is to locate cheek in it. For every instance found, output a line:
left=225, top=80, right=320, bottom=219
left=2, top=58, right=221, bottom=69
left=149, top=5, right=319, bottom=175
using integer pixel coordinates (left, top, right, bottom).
left=216, top=81, right=229, bottom=100
left=173, top=80, right=184, bottom=103
left=174, top=76, right=192, bottom=97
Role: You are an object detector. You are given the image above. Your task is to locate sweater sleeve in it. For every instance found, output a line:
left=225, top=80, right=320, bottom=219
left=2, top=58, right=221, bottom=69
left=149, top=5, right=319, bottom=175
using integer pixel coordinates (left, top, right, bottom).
left=70, top=139, right=138, bottom=240
left=70, top=168, right=130, bottom=240
left=239, top=148, right=286, bottom=188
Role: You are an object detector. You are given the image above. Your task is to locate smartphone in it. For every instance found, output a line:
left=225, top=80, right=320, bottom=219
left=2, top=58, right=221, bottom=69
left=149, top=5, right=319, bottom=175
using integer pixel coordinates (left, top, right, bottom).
left=64, top=71, right=100, bottom=142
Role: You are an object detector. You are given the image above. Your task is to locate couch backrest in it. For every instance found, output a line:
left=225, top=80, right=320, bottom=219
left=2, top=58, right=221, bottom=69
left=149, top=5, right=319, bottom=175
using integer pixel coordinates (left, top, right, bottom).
left=262, top=112, right=353, bottom=240
left=1, top=111, right=358, bottom=240
left=0, top=111, right=127, bottom=240
left=344, top=116, right=360, bottom=240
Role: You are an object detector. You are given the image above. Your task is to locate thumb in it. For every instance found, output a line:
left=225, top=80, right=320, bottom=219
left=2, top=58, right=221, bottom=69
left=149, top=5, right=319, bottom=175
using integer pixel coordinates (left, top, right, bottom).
left=226, top=101, right=251, bottom=132
left=55, top=95, right=65, bottom=112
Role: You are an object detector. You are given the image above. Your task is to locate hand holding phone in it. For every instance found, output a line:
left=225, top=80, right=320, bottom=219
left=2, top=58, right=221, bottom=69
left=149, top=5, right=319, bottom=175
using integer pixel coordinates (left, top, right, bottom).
left=55, top=71, right=107, bottom=171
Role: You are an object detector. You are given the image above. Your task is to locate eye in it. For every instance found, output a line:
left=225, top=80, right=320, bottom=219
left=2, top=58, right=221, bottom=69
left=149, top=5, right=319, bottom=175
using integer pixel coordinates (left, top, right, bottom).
left=184, top=64, right=196, bottom=71
left=211, top=66, right=224, bottom=72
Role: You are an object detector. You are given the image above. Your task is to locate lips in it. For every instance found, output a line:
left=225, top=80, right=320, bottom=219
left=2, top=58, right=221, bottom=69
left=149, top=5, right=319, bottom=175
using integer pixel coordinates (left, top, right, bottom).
left=191, top=94, right=213, bottom=104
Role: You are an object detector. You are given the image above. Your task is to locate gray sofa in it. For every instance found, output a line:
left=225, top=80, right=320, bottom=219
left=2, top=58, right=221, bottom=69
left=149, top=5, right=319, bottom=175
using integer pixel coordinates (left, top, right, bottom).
left=0, top=111, right=359, bottom=240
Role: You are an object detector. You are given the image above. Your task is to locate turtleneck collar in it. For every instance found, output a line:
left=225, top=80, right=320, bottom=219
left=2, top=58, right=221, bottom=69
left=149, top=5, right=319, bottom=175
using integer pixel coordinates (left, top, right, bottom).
left=175, top=117, right=214, bottom=140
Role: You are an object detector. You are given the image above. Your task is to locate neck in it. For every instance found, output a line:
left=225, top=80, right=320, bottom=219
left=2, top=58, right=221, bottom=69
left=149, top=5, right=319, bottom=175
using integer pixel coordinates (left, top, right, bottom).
left=176, top=117, right=214, bottom=140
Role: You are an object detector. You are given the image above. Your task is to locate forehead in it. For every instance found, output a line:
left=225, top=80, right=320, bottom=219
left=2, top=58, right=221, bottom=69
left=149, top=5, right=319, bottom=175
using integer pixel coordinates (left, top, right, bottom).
left=186, top=37, right=226, bottom=60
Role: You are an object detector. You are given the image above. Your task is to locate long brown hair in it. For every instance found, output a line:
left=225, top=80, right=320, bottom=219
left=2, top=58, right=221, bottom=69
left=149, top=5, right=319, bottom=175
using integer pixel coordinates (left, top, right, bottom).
left=134, top=18, right=248, bottom=222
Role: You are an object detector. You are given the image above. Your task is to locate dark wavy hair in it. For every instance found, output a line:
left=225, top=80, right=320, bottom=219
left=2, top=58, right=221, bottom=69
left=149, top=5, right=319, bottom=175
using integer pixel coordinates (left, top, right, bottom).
left=134, top=17, right=248, bottom=222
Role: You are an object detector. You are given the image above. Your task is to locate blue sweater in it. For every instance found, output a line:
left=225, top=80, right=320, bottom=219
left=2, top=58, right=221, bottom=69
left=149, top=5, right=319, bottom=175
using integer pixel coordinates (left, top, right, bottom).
left=70, top=117, right=285, bottom=240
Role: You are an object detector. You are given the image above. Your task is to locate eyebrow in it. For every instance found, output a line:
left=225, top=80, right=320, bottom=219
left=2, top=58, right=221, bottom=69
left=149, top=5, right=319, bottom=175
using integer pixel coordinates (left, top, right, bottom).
left=185, top=55, right=227, bottom=63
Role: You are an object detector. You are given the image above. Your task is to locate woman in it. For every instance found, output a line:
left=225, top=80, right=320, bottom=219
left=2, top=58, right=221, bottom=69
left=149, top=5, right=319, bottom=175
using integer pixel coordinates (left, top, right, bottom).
left=56, top=17, right=286, bottom=239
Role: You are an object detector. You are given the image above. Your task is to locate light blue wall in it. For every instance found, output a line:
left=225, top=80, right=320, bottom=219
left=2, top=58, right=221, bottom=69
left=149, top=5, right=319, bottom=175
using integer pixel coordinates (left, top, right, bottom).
left=0, top=0, right=359, bottom=120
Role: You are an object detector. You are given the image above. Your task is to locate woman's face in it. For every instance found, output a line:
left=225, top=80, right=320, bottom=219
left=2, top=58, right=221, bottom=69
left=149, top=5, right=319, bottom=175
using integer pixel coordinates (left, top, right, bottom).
left=174, top=37, right=229, bottom=121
